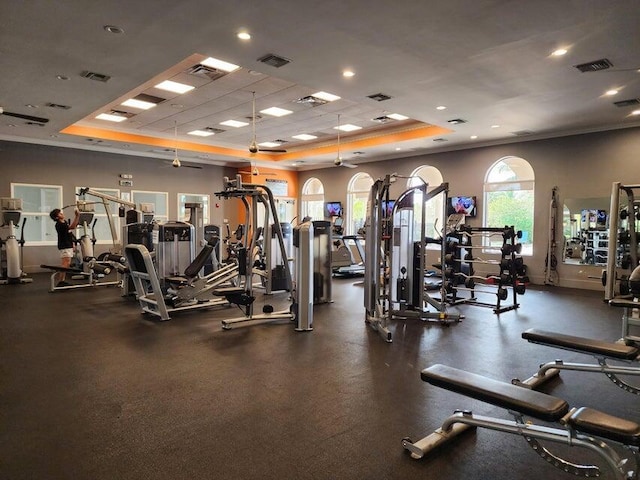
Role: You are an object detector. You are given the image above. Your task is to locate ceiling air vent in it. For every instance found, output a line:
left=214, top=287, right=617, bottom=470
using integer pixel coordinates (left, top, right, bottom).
left=110, top=109, right=135, bottom=118
left=613, top=98, right=640, bottom=107
left=372, top=115, right=392, bottom=123
left=447, top=118, right=467, bottom=125
left=432, top=137, right=448, bottom=142
left=25, top=121, right=45, bottom=127
left=80, top=70, right=111, bottom=82
left=295, top=95, right=328, bottom=106
left=204, top=127, right=226, bottom=134
left=257, top=53, right=291, bottom=68
left=186, top=64, right=227, bottom=81
left=46, top=102, right=71, bottom=110
left=574, top=58, right=613, bottom=73
left=367, top=93, right=392, bottom=102
left=511, top=130, right=535, bottom=136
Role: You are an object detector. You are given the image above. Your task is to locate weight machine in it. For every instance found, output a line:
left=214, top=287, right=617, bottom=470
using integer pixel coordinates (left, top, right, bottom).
left=604, top=182, right=640, bottom=301
left=41, top=201, right=126, bottom=292
left=364, top=174, right=462, bottom=343
left=215, top=175, right=312, bottom=331
left=0, top=198, right=32, bottom=285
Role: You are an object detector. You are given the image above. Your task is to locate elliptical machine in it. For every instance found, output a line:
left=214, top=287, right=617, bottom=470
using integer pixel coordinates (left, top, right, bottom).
left=0, top=198, right=32, bottom=285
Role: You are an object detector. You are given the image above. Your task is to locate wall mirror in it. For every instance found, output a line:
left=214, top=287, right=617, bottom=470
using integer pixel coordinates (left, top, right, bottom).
left=562, top=197, right=611, bottom=265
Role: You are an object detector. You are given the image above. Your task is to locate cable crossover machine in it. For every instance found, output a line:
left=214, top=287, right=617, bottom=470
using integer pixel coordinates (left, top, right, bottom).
left=364, top=174, right=463, bottom=343
left=214, top=175, right=313, bottom=332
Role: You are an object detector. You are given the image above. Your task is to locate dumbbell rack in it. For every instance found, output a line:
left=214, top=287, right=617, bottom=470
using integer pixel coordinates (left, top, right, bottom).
left=443, top=226, right=526, bottom=314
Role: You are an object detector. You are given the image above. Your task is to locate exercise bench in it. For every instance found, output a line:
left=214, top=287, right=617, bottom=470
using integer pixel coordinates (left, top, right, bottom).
left=403, top=364, right=640, bottom=479
left=513, top=328, right=640, bottom=395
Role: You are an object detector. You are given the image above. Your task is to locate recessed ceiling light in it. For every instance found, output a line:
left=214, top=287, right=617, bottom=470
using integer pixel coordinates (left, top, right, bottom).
left=335, top=124, right=361, bottom=132
left=171, top=103, right=184, bottom=109
left=470, top=135, right=478, bottom=139
left=56, top=75, right=69, bottom=81
left=96, top=113, right=127, bottom=122
left=104, top=25, right=124, bottom=34
left=312, top=91, right=341, bottom=102
left=292, top=133, right=317, bottom=141
left=395, top=147, right=402, bottom=151
left=436, top=105, right=447, bottom=110
left=155, top=80, right=195, bottom=94
left=260, top=106, right=293, bottom=117
left=237, top=31, right=251, bottom=40
left=220, top=119, right=249, bottom=128
left=631, top=110, right=640, bottom=116
left=258, top=141, right=282, bottom=148
left=551, top=48, right=568, bottom=56
left=50, top=134, right=58, bottom=138
left=121, top=99, right=157, bottom=110
left=343, top=70, right=355, bottom=77
left=188, top=130, right=215, bottom=137
left=200, top=56, right=240, bottom=72
left=605, top=89, right=619, bottom=96
left=387, top=113, right=409, bottom=120
left=25, top=104, right=37, bottom=108
left=491, top=124, right=500, bottom=128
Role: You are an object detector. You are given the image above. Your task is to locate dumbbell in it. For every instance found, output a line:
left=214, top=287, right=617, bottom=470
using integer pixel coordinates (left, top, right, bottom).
left=465, top=277, right=475, bottom=289
left=514, top=283, right=526, bottom=295
left=500, top=258, right=513, bottom=270
left=497, top=287, right=508, bottom=300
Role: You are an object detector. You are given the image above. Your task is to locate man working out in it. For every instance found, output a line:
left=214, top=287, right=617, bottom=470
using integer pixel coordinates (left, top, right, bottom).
left=49, top=206, right=80, bottom=287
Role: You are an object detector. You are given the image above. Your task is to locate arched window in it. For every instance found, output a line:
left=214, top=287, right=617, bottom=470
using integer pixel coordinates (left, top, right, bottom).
left=407, top=166, right=444, bottom=242
left=347, top=172, right=373, bottom=235
left=301, top=177, right=324, bottom=221
left=484, top=156, right=535, bottom=255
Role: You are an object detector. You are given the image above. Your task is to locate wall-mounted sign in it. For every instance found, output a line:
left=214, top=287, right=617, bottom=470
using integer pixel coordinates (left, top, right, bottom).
left=265, top=178, right=288, bottom=196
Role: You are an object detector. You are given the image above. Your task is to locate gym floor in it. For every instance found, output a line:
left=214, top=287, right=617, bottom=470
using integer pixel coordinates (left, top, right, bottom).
left=1, top=275, right=636, bottom=479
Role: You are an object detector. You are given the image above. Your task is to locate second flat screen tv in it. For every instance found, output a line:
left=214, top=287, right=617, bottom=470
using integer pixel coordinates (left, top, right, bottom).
left=448, top=196, right=477, bottom=217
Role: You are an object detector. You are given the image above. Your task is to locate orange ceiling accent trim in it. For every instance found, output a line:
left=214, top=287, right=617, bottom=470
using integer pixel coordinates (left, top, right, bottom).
left=60, top=125, right=277, bottom=161
left=60, top=123, right=452, bottom=163
left=274, top=124, right=452, bottom=162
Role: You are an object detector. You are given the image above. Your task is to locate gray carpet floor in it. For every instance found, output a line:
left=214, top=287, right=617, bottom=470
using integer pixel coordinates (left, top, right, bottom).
left=1, top=273, right=637, bottom=479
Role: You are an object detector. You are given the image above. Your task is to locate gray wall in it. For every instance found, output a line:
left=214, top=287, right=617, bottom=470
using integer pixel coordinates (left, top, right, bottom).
left=298, top=127, right=640, bottom=290
left=0, top=141, right=238, bottom=271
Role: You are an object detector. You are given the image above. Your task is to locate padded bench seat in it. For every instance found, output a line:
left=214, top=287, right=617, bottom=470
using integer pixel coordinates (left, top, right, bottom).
left=522, top=328, right=639, bottom=360
left=422, top=364, right=569, bottom=422
left=212, top=286, right=246, bottom=296
left=569, top=407, right=640, bottom=446
left=40, top=264, right=83, bottom=274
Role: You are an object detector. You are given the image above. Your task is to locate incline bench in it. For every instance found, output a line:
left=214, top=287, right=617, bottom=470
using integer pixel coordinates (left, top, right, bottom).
left=513, top=328, right=640, bottom=395
left=403, top=364, right=640, bottom=479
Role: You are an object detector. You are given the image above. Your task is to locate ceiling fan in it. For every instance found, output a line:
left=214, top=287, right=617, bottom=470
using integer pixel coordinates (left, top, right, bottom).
left=164, top=121, right=203, bottom=169
left=238, top=162, right=277, bottom=177
left=248, top=91, right=287, bottom=154
left=0, top=106, right=49, bottom=124
left=334, top=113, right=358, bottom=169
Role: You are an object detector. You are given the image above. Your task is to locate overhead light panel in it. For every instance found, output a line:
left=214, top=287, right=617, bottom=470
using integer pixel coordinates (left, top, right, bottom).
left=121, top=93, right=166, bottom=110
left=155, top=80, right=195, bottom=94
left=260, top=107, right=292, bottom=117
left=312, top=91, right=341, bottom=102
left=188, top=129, right=215, bottom=137
left=387, top=113, right=409, bottom=120
left=220, top=119, right=249, bottom=128
left=258, top=141, right=282, bottom=148
left=335, top=124, right=361, bottom=132
left=96, top=113, right=127, bottom=122
left=200, top=56, right=240, bottom=72
left=292, top=134, right=317, bottom=141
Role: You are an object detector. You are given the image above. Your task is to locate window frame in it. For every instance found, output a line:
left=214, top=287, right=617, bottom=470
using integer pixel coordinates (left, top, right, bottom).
left=10, top=182, right=62, bottom=246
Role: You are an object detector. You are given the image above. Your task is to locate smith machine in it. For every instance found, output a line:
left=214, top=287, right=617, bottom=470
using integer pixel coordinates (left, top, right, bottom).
left=214, top=175, right=313, bottom=332
left=365, top=174, right=463, bottom=343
